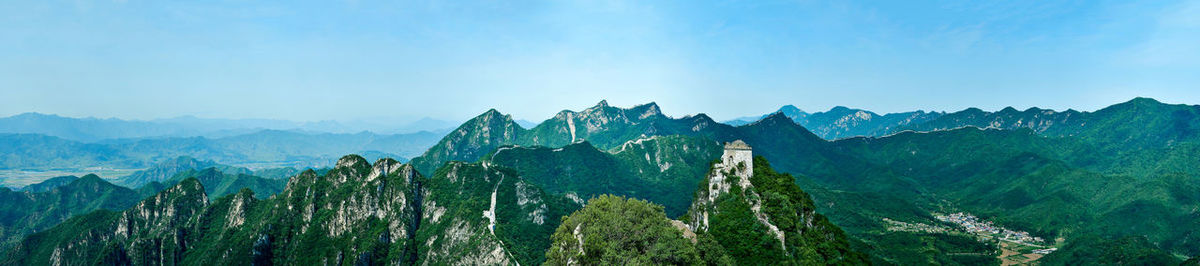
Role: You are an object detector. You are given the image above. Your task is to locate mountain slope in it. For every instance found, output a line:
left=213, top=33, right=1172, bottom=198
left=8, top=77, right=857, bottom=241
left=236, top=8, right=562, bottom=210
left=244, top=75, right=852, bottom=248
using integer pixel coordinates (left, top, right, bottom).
left=725, top=105, right=943, bottom=139
left=410, top=101, right=740, bottom=175
left=163, top=168, right=287, bottom=199
left=0, top=174, right=143, bottom=249
left=418, top=161, right=578, bottom=265
left=4, top=155, right=578, bottom=265
left=898, top=97, right=1200, bottom=149
left=683, top=144, right=868, bottom=264
left=487, top=136, right=722, bottom=217
left=3, top=178, right=209, bottom=265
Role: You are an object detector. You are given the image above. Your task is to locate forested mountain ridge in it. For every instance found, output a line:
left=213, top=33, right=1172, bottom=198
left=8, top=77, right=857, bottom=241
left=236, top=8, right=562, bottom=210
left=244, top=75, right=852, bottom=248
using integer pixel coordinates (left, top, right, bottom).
left=545, top=150, right=867, bottom=265
left=4, top=155, right=577, bottom=265
left=0, top=160, right=288, bottom=252
left=726, top=105, right=944, bottom=140
left=0, top=174, right=142, bottom=250
left=409, top=101, right=741, bottom=175
left=5, top=98, right=1199, bottom=265
left=486, top=135, right=723, bottom=217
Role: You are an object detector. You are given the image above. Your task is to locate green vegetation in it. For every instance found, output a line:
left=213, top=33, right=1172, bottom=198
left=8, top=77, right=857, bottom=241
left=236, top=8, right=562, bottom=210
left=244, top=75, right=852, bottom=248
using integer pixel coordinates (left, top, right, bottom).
left=487, top=136, right=722, bottom=217
left=165, top=167, right=287, bottom=198
left=684, top=156, right=869, bottom=265
left=545, top=195, right=720, bottom=265
left=409, top=102, right=741, bottom=175
left=0, top=174, right=141, bottom=249
left=5, top=97, right=1200, bottom=264
left=417, top=161, right=578, bottom=265
left=0, top=158, right=290, bottom=253
left=1040, top=235, right=1183, bottom=265
left=4, top=155, right=576, bottom=265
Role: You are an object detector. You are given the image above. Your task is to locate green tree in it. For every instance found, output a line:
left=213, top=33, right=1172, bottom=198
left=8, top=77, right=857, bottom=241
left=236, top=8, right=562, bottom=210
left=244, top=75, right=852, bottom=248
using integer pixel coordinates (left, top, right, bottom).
left=545, top=195, right=710, bottom=265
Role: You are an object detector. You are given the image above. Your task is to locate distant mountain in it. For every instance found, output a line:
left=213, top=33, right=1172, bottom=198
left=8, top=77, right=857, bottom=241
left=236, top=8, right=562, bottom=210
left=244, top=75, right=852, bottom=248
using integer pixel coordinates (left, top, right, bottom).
left=724, top=105, right=943, bottom=139
left=897, top=97, right=1200, bottom=148
left=161, top=167, right=286, bottom=199
left=725, top=104, right=808, bottom=126
left=116, top=156, right=250, bottom=188
left=17, top=175, right=79, bottom=192
left=5, top=155, right=578, bottom=265
left=0, top=129, right=441, bottom=172
left=0, top=113, right=186, bottom=142
left=0, top=112, right=460, bottom=142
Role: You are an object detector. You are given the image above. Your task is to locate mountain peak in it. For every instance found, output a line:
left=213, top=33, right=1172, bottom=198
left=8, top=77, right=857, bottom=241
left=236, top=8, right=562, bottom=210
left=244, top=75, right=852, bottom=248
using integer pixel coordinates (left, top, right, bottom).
left=336, top=154, right=370, bottom=169
left=631, top=102, right=663, bottom=119
left=759, top=112, right=795, bottom=125
left=1126, top=97, right=1163, bottom=106
left=778, top=105, right=804, bottom=114
left=482, top=108, right=504, bottom=117
left=469, top=109, right=514, bottom=125
left=596, top=100, right=610, bottom=108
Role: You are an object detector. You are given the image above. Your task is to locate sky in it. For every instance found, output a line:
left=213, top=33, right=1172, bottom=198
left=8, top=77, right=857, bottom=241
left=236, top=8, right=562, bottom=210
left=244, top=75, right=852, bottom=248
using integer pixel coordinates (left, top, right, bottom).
left=2, top=0, right=1198, bottom=122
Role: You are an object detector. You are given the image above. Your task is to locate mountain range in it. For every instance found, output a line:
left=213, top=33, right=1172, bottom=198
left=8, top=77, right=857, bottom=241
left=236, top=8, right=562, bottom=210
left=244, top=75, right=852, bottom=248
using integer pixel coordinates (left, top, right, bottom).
left=2, top=97, right=1198, bottom=265
left=0, top=129, right=441, bottom=185
left=0, top=112, right=462, bottom=142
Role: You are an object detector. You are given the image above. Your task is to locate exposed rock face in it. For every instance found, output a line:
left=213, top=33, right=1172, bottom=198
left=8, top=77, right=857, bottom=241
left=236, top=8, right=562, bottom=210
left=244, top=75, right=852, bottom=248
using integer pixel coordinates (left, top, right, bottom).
left=410, top=101, right=740, bottom=175
left=410, top=109, right=523, bottom=175
left=417, top=161, right=576, bottom=265
left=6, top=178, right=209, bottom=266
left=683, top=145, right=868, bottom=264
left=686, top=140, right=783, bottom=248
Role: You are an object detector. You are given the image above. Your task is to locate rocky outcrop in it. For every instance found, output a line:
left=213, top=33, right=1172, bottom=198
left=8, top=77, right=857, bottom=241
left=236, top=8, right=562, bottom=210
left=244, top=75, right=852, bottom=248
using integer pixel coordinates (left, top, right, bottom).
left=686, top=140, right=784, bottom=248
left=5, top=178, right=209, bottom=266
left=683, top=142, right=868, bottom=264
left=418, top=161, right=576, bottom=265
left=6, top=154, right=575, bottom=265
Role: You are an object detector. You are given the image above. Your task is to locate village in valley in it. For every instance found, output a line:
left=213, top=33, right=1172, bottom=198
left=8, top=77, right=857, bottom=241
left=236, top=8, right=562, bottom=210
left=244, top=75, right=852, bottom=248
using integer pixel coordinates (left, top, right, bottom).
left=935, top=212, right=1053, bottom=252
left=883, top=211, right=1058, bottom=265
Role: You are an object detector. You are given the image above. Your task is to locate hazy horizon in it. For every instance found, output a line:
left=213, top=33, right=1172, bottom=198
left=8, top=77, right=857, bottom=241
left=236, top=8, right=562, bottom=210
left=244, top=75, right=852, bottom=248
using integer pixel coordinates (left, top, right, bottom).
left=0, top=96, right=1190, bottom=125
left=3, top=1, right=1198, bottom=122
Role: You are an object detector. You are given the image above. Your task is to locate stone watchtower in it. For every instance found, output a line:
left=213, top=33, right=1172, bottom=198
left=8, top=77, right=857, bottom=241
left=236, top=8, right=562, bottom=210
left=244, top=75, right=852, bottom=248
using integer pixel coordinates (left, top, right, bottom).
left=722, top=140, right=753, bottom=180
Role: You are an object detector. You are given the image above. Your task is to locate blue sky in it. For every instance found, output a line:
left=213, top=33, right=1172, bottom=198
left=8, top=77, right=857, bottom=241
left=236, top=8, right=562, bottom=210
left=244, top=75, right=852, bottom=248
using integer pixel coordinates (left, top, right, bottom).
left=2, top=0, right=1198, bottom=122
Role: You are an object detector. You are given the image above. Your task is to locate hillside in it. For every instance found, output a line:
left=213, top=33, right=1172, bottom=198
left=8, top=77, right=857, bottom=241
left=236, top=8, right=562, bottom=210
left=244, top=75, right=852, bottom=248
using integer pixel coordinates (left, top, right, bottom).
left=546, top=151, right=867, bottom=265
left=0, top=174, right=142, bottom=249
left=486, top=136, right=722, bottom=217
left=4, top=155, right=578, bottom=265
left=409, top=101, right=740, bottom=175
left=725, top=105, right=944, bottom=140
